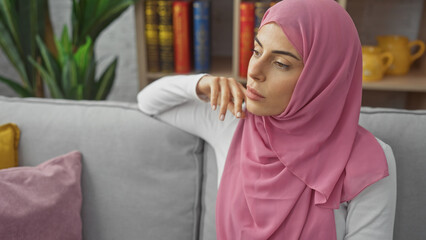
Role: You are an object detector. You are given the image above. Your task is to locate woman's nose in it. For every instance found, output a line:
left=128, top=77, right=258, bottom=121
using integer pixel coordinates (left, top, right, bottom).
left=247, top=56, right=266, bottom=82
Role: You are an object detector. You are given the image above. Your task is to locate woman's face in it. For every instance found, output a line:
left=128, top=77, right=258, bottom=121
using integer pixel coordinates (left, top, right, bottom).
left=246, top=23, right=304, bottom=116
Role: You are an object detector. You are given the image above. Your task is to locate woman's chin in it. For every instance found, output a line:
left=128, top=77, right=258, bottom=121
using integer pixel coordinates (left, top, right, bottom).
left=246, top=102, right=285, bottom=116
left=246, top=103, right=268, bottom=116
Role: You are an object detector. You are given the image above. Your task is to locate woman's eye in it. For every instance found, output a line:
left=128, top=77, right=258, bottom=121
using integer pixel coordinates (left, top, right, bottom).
left=252, top=49, right=261, bottom=57
left=274, top=61, right=289, bottom=70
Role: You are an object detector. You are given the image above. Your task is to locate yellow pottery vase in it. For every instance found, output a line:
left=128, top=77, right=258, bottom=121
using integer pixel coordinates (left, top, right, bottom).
left=362, top=46, right=394, bottom=82
left=376, top=35, right=425, bottom=75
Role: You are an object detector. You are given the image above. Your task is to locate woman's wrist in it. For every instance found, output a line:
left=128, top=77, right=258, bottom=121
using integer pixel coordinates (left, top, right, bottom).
left=196, top=75, right=211, bottom=101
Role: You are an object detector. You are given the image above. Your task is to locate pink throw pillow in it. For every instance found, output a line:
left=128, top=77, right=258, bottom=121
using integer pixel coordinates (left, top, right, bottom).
left=0, top=151, right=82, bottom=240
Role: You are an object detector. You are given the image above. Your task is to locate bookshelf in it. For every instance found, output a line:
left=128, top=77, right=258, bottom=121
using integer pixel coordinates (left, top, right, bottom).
left=134, top=0, right=426, bottom=108
left=134, top=0, right=235, bottom=89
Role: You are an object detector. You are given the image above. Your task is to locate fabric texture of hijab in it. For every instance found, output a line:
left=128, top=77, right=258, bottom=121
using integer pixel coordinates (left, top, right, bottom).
left=215, top=0, right=389, bottom=239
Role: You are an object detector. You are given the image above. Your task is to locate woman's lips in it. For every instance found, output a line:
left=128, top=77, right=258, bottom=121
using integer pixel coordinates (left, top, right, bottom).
left=246, top=86, right=265, bottom=101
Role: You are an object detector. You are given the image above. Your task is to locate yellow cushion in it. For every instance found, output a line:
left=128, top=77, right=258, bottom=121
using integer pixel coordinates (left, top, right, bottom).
left=0, top=123, right=20, bottom=169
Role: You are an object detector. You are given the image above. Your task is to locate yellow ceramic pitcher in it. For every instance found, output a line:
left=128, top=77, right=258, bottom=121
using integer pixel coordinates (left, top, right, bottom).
left=376, top=35, right=425, bottom=75
left=362, top=46, right=394, bottom=82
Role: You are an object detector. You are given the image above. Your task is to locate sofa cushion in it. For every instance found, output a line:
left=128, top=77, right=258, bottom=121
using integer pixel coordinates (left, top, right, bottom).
left=0, top=123, right=20, bottom=169
left=0, top=151, right=82, bottom=240
left=0, top=96, right=204, bottom=240
left=359, top=107, right=426, bottom=240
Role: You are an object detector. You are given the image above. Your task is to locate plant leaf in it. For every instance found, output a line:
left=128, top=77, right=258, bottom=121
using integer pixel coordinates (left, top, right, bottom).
left=70, top=58, right=79, bottom=98
left=18, top=0, right=42, bottom=90
left=60, top=25, right=72, bottom=55
left=83, top=56, right=96, bottom=99
left=95, top=57, right=117, bottom=100
left=71, top=0, right=81, bottom=45
left=44, top=0, right=57, bottom=58
left=28, top=57, right=64, bottom=98
left=0, top=0, right=21, bottom=49
left=0, top=20, right=30, bottom=87
left=35, top=35, right=60, bottom=85
left=76, top=83, right=84, bottom=100
left=0, top=74, right=33, bottom=97
left=54, top=27, right=66, bottom=68
left=73, top=36, right=92, bottom=81
left=91, top=1, right=133, bottom=41
left=60, top=59, right=71, bottom=98
left=74, top=0, right=133, bottom=45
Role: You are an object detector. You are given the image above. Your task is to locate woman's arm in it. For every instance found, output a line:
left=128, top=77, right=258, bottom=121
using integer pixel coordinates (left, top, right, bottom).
left=137, top=74, right=207, bottom=116
left=138, top=74, right=220, bottom=140
left=137, top=74, right=246, bottom=120
left=344, top=141, right=397, bottom=240
left=137, top=74, right=244, bottom=184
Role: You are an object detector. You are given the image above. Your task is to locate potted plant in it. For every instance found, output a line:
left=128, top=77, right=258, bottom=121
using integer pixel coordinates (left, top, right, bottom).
left=0, top=0, right=137, bottom=100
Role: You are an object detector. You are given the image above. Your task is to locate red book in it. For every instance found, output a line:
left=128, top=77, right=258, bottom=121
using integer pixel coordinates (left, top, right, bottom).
left=239, top=2, right=255, bottom=78
left=173, top=1, right=192, bottom=73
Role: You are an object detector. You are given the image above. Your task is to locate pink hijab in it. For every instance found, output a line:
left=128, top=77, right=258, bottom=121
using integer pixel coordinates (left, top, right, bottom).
left=216, top=0, right=389, bottom=239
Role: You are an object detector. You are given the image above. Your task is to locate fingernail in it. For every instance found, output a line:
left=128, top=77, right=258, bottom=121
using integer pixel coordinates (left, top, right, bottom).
left=212, top=105, right=216, bottom=111
left=220, top=114, right=225, bottom=121
left=236, top=112, right=241, bottom=118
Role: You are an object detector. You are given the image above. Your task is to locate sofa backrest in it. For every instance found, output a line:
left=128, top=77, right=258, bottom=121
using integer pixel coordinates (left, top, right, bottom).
left=2, top=96, right=425, bottom=240
left=358, top=107, right=426, bottom=240
left=200, top=107, right=426, bottom=240
left=0, top=96, right=204, bottom=240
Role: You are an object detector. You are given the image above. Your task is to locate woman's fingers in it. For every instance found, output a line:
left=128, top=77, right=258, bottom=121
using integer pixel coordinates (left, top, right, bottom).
left=219, top=77, right=231, bottom=121
left=228, top=79, right=245, bottom=118
left=238, top=83, right=247, bottom=118
left=210, top=77, right=220, bottom=110
left=206, top=76, right=246, bottom=121
left=226, top=102, right=245, bottom=119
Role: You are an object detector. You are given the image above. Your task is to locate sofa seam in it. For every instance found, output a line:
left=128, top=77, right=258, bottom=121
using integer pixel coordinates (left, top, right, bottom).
left=191, top=137, right=204, bottom=240
left=0, top=98, right=141, bottom=113
left=360, top=110, right=426, bottom=116
left=3, top=98, right=425, bottom=116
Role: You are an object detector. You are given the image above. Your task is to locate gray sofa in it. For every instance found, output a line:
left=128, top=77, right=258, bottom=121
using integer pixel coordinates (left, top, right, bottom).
left=0, top=95, right=425, bottom=240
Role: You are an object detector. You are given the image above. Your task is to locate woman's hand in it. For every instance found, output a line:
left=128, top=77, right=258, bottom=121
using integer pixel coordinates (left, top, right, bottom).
left=196, top=75, right=247, bottom=121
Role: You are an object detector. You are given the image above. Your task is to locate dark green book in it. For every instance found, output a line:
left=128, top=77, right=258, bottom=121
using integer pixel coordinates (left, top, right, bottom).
left=145, top=0, right=160, bottom=72
left=158, top=0, right=174, bottom=73
left=254, top=1, right=269, bottom=35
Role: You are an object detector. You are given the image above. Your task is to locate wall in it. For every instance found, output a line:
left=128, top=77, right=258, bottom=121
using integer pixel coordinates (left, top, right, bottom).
left=348, top=0, right=424, bottom=46
left=211, top=0, right=233, bottom=57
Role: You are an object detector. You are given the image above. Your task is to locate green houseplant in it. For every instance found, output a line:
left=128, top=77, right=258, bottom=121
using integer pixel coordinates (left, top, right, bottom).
left=0, top=0, right=52, bottom=97
left=0, top=0, right=136, bottom=100
left=29, top=26, right=117, bottom=100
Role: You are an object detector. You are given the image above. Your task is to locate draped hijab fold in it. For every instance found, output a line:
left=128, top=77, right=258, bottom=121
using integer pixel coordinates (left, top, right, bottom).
left=216, top=0, right=389, bottom=239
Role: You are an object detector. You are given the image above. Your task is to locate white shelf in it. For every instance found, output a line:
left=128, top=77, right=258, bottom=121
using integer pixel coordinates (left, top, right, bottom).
left=135, top=0, right=426, bottom=96
left=362, top=69, right=426, bottom=92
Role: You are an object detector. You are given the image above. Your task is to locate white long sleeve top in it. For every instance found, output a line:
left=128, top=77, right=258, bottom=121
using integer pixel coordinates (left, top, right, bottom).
left=137, top=74, right=397, bottom=240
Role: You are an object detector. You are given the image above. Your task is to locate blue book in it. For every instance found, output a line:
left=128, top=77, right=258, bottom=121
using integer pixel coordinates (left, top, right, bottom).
left=193, top=1, right=210, bottom=72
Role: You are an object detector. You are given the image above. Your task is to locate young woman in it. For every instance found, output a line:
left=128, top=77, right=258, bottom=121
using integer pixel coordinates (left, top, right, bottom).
left=137, top=0, right=397, bottom=239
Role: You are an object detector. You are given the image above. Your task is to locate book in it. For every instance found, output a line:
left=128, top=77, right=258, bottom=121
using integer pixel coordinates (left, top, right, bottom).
left=145, top=0, right=160, bottom=72
left=193, top=1, right=211, bottom=72
left=239, top=2, right=255, bottom=78
left=173, top=1, right=192, bottom=74
left=270, top=1, right=280, bottom=7
left=158, top=0, right=174, bottom=73
left=254, top=1, right=270, bottom=35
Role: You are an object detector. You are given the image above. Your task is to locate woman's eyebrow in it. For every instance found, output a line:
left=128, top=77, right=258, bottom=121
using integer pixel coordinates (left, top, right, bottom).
left=254, top=37, right=300, bottom=61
